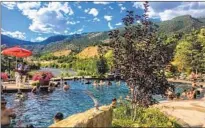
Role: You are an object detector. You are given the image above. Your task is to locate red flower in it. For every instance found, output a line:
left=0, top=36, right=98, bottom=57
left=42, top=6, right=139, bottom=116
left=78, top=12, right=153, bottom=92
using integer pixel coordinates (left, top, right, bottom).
left=1, top=73, right=8, bottom=81
left=32, top=71, right=54, bottom=81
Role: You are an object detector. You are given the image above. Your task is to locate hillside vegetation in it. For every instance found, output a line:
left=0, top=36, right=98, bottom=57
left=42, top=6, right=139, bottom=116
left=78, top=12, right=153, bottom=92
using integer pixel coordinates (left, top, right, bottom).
left=53, top=49, right=72, bottom=57
left=76, top=46, right=99, bottom=59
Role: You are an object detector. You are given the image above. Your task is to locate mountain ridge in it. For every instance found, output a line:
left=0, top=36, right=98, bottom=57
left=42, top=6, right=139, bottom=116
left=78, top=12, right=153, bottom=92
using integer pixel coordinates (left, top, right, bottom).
left=1, top=15, right=205, bottom=54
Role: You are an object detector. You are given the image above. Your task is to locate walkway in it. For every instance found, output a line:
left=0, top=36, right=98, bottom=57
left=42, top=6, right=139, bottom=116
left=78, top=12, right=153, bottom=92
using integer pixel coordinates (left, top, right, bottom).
left=155, top=99, right=205, bottom=127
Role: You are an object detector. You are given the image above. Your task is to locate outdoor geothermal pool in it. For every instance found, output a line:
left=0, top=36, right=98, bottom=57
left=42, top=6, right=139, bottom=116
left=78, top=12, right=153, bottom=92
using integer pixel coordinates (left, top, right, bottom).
left=3, top=80, right=129, bottom=127
left=2, top=80, right=191, bottom=127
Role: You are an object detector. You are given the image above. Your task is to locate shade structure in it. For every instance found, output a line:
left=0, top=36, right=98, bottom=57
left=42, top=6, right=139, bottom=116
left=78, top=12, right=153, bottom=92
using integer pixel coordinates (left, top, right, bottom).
left=1, top=46, right=32, bottom=58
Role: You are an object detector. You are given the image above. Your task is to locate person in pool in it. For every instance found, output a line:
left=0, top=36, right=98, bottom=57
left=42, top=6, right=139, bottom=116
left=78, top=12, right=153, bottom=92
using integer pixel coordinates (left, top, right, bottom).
left=85, top=80, right=91, bottom=84
left=1, top=97, right=16, bottom=128
left=107, top=81, right=112, bottom=86
left=31, top=84, right=40, bottom=94
left=93, top=80, right=98, bottom=86
left=187, top=87, right=196, bottom=99
left=63, top=82, right=70, bottom=92
left=1, top=84, right=4, bottom=93
left=16, top=89, right=27, bottom=100
left=26, top=124, right=34, bottom=128
left=99, top=80, right=105, bottom=86
left=54, top=112, right=64, bottom=123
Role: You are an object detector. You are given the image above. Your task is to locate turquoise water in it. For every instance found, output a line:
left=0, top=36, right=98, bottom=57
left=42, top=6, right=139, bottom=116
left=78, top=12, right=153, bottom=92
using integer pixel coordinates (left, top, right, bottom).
left=2, top=80, right=190, bottom=127
left=3, top=80, right=129, bottom=127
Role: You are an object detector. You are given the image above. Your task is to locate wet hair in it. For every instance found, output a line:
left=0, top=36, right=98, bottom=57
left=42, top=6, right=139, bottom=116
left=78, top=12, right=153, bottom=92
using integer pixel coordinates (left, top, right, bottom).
left=112, top=98, right=117, bottom=101
left=64, top=82, right=67, bottom=85
left=26, top=124, right=34, bottom=128
left=1, top=97, right=7, bottom=104
left=54, top=112, right=64, bottom=121
left=17, top=89, right=22, bottom=94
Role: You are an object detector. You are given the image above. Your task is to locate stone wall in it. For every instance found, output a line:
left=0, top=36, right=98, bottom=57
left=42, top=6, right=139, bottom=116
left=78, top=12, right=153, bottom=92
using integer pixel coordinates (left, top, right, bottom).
left=49, top=105, right=113, bottom=127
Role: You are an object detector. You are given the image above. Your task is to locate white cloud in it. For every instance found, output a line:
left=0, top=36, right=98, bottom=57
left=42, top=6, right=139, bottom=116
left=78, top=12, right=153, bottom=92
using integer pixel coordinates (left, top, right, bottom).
left=1, top=2, right=16, bottom=10
left=104, top=15, right=112, bottom=21
left=133, top=2, right=205, bottom=21
left=118, top=3, right=123, bottom=7
left=120, top=7, right=126, bottom=12
left=109, top=6, right=113, bottom=10
left=15, top=2, right=74, bottom=34
left=133, top=2, right=144, bottom=9
left=88, top=8, right=99, bottom=17
left=79, top=16, right=86, bottom=19
left=34, top=37, right=47, bottom=42
left=93, top=17, right=100, bottom=22
left=1, top=29, right=26, bottom=40
left=17, top=2, right=41, bottom=10
left=78, top=5, right=82, bottom=9
left=66, top=21, right=80, bottom=25
left=69, top=28, right=84, bottom=35
left=64, top=30, right=68, bottom=34
left=115, top=22, right=122, bottom=26
left=108, top=22, right=113, bottom=29
left=84, top=8, right=90, bottom=13
left=156, top=2, right=205, bottom=21
left=93, top=2, right=110, bottom=5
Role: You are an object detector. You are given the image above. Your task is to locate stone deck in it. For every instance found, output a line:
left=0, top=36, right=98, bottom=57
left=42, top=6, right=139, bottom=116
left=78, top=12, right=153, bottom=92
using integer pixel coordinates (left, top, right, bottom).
left=155, top=99, right=205, bottom=127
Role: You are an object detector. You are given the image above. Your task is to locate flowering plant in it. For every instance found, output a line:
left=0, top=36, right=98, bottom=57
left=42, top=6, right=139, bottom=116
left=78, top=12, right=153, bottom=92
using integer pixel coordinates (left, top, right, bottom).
left=32, top=71, right=54, bottom=81
left=1, top=73, right=8, bottom=81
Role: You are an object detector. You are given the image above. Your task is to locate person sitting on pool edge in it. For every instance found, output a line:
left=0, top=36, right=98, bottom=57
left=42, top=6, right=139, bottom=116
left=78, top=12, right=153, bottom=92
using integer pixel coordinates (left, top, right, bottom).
left=31, top=84, right=40, bottom=94
left=111, top=98, right=117, bottom=108
left=1, top=97, right=16, bottom=128
left=63, top=82, right=70, bottom=92
left=54, top=112, right=64, bottom=123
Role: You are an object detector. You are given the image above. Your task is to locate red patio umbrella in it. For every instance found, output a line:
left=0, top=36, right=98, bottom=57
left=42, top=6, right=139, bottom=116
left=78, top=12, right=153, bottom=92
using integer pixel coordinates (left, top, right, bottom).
left=1, top=46, right=32, bottom=88
left=1, top=46, right=32, bottom=58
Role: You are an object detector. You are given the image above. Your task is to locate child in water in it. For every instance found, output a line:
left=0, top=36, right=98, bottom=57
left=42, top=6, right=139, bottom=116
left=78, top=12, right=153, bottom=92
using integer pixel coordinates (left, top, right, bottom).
left=54, top=112, right=64, bottom=123
left=63, top=82, right=70, bottom=92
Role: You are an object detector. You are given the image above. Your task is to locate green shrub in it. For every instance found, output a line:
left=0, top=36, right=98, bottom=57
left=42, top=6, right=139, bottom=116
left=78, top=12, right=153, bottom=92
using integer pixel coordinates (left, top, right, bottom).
left=31, top=81, right=40, bottom=86
left=165, top=71, right=173, bottom=78
left=112, top=103, right=181, bottom=127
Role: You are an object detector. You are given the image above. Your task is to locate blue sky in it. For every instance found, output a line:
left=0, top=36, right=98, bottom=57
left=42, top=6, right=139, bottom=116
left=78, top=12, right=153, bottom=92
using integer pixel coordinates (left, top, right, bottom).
left=1, top=2, right=205, bottom=42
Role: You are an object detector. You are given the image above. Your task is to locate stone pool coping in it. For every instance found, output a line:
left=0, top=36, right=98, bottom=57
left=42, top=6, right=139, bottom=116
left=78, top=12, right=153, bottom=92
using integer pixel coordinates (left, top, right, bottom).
left=49, top=105, right=113, bottom=127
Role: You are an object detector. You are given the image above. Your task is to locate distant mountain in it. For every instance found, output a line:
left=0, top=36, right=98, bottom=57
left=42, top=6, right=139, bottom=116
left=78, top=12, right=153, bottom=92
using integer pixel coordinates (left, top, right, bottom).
left=41, top=32, right=109, bottom=53
left=2, top=15, right=205, bottom=54
left=1, top=34, right=36, bottom=46
left=157, top=15, right=205, bottom=34
left=40, top=35, right=68, bottom=45
left=1, top=34, right=85, bottom=53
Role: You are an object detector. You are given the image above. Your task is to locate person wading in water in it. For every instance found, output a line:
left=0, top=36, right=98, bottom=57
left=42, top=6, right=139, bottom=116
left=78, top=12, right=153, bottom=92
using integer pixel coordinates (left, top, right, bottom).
left=1, top=97, right=16, bottom=128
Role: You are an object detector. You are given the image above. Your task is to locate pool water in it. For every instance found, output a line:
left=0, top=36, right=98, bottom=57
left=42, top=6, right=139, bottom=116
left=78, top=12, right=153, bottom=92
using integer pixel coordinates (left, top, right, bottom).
left=3, top=80, right=129, bottom=127
left=2, top=80, right=191, bottom=127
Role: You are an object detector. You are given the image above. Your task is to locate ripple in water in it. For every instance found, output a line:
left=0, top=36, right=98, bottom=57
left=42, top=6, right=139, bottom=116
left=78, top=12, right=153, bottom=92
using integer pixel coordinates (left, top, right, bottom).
left=3, top=80, right=129, bottom=127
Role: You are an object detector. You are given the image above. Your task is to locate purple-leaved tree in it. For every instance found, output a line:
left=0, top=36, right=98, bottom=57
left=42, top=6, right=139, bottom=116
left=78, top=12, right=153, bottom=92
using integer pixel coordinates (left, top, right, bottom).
left=108, top=1, right=174, bottom=107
